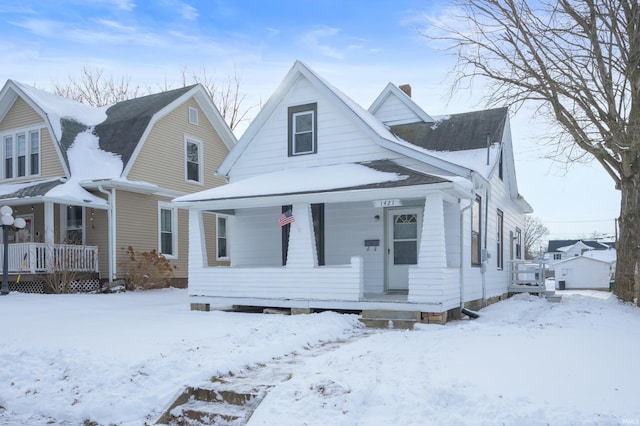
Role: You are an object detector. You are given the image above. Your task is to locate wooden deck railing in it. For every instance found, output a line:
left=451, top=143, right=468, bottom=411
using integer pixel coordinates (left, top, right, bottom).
left=0, top=243, right=99, bottom=273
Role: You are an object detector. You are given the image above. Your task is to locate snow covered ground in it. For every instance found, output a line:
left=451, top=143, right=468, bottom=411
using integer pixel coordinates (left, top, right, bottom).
left=0, top=288, right=638, bottom=425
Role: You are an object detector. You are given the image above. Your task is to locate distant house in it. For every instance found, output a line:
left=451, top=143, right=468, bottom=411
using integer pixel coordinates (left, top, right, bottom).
left=544, top=239, right=611, bottom=263
left=553, top=253, right=616, bottom=290
left=174, top=61, right=532, bottom=323
left=0, top=80, right=236, bottom=291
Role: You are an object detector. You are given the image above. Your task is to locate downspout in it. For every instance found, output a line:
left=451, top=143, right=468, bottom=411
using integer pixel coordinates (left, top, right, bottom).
left=459, top=199, right=473, bottom=309
left=97, top=185, right=115, bottom=283
left=482, top=185, right=490, bottom=304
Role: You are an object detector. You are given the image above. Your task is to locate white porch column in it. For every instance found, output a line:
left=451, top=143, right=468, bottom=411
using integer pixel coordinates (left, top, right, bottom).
left=417, top=193, right=447, bottom=268
left=285, top=202, right=317, bottom=268
left=44, top=201, right=54, bottom=245
left=188, top=209, right=207, bottom=271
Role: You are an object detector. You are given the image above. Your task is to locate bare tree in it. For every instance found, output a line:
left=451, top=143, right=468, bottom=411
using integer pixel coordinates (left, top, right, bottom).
left=429, top=0, right=640, bottom=304
left=181, top=65, right=256, bottom=131
left=54, top=65, right=255, bottom=131
left=53, top=66, right=142, bottom=107
left=524, top=216, right=549, bottom=259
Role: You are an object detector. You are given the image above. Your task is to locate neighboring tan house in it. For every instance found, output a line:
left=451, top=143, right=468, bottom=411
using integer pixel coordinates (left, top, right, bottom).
left=0, top=80, right=236, bottom=291
left=174, top=61, right=532, bottom=324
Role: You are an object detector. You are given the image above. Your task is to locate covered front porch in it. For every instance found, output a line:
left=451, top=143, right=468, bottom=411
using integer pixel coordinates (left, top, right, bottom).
left=186, top=190, right=468, bottom=315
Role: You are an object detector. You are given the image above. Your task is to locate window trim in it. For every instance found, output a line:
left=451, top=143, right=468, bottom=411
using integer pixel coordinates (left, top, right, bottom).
left=158, top=202, right=177, bottom=258
left=184, top=135, right=203, bottom=185
left=216, top=215, right=229, bottom=261
left=188, top=106, right=199, bottom=125
left=288, top=103, right=318, bottom=156
left=2, top=127, right=41, bottom=181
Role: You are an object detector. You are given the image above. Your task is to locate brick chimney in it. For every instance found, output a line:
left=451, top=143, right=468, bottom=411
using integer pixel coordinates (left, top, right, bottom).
left=399, top=84, right=412, bottom=98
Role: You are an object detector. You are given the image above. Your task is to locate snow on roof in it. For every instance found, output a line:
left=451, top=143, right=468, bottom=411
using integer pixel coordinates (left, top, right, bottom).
left=13, top=81, right=108, bottom=141
left=175, top=163, right=407, bottom=202
left=583, top=248, right=617, bottom=263
left=68, top=130, right=123, bottom=179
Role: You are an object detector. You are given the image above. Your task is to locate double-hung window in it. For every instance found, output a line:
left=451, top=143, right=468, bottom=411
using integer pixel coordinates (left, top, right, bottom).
left=216, top=215, right=228, bottom=260
left=515, top=227, right=522, bottom=259
left=2, top=128, right=40, bottom=180
left=159, top=203, right=177, bottom=257
left=288, top=103, right=317, bottom=156
left=185, top=137, right=202, bottom=184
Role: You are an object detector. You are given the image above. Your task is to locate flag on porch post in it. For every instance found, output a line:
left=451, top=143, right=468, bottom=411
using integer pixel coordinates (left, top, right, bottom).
left=279, top=210, right=295, bottom=227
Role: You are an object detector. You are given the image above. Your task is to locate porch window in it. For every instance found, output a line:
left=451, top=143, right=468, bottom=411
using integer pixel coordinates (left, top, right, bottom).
left=471, top=195, right=482, bottom=266
left=159, top=204, right=176, bottom=257
left=497, top=209, right=504, bottom=269
left=2, top=128, right=40, bottom=180
left=185, top=137, right=202, bottom=184
left=515, top=227, right=522, bottom=259
left=288, top=103, right=317, bottom=156
left=216, top=215, right=228, bottom=260
left=65, top=206, right=84, bottom=245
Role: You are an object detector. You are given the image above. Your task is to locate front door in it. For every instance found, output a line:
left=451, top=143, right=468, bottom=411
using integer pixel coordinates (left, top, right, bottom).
left=386, top=208, right=422, bottom=293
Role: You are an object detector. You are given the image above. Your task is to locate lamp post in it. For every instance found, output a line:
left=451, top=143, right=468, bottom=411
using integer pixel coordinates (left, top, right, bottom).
left=1, top=206, right=26, bottom=295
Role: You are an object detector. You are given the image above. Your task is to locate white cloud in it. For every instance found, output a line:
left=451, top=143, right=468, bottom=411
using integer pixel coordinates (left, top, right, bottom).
left=179, top=3, right=198, bottom=20
left=299, top=27, right=346, bottom=59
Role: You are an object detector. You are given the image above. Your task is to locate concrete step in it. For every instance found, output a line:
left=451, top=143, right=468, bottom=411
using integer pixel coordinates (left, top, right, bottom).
left=155, top=385, right=268, bottom=425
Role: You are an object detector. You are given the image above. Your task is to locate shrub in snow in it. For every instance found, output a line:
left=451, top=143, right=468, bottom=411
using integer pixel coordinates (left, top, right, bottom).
left=118, top=246, right=176, bottom=290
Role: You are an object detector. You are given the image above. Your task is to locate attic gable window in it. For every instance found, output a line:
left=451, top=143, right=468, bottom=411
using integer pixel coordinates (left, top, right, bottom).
left=2, top=128, right=40, bottom=180
left=189, top=107, right=199, bottom=125
left=288, top=103, right=317, bottom=156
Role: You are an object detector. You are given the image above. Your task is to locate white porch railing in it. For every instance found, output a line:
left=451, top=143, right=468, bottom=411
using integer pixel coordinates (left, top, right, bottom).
left=508, top=260, right=546, bottom=292
left=0, top=243, right=99, bottom=274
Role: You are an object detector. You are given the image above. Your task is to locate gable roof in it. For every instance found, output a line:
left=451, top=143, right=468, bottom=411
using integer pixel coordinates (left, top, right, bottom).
left=218, top=61, right=473, bottom=179
left=93, top=85, right=197, bottom=173
left=547, top=239, right=610, bottom=252
left=389, top=108, right=508, bottom=152
left=0, top=80, right=236, bottom=180
left=368, top=82, right=434, bottom=124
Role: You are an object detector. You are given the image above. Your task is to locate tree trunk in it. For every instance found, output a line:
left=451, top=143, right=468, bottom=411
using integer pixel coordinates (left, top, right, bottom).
left=614, top=177, right=640, bottom=305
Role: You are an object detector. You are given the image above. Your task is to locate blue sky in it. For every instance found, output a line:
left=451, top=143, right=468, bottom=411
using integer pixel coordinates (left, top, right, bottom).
left=0, top=0, right=620, bottom=242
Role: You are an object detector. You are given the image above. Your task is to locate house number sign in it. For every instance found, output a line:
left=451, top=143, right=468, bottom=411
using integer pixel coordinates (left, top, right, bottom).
left=373, top=199, right=402, bottom=208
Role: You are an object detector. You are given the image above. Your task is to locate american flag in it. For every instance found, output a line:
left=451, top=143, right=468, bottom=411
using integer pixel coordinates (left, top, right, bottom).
left=279, top=210, right=295, bottom=227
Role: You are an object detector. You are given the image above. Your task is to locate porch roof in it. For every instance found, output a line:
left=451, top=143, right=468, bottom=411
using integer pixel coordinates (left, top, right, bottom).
left=174, top=160, right=471, bottom=208
left=0, top=177, right=109, bottom=209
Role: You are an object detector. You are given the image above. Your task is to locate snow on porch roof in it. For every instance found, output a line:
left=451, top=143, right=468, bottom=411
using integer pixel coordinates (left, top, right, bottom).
left=0, top=177, right=108, bottom=207
left=174, top=160, right=452, bottom=204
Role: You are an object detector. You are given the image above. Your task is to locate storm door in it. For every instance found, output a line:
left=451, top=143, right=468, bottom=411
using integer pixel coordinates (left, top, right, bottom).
left=386, top=208, right=422, bottom=293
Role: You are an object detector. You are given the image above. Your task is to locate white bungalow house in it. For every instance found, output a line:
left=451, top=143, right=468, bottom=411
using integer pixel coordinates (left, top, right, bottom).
left=174, top=61, right=533, bottom=324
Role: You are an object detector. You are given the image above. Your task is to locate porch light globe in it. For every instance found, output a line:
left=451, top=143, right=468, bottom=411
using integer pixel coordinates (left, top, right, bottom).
left=1, top=214, right=13, bottom=226
left=13, top=217, right=26, bottom=229
left=0, top=206, right=12, bottom=217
